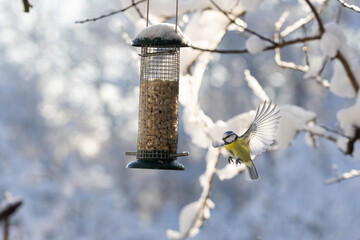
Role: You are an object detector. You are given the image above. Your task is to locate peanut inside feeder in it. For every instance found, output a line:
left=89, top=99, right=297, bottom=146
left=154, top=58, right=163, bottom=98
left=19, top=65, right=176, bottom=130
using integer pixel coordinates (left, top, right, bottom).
left=138, top=79, right=178, bottom=154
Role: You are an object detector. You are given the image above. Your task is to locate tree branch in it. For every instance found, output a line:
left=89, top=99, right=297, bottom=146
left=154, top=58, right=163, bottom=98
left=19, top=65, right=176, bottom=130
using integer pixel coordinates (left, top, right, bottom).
left=335, top=51, right=359, bottom=93
left=190, top=35, right=321, bottom=54
left=344, top=128, right=360, bottom=155
left=0, top=193, right=23, bottom=240
left=325, top=169, right=360, bottom=184
left=22, top=0, right=33, bottom=12
left=209, top=0, right=275, bottom=45
left=75, top=0, right=147, bottom=24
left=274, top=11, right=310, bottom=72
left=304, top=0, right=324, bottom=34
left=336, top=0, right=360, bottom=13
left=281, top=0, right=329, bottom=37
left=301, top=125, right=337, bottom=142
left=182, top=148, right=220, bottom=239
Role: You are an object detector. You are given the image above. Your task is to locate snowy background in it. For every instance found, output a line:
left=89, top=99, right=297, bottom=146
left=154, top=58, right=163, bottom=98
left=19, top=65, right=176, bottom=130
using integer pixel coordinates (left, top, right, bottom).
left=1, top=0, right=360, bottom=239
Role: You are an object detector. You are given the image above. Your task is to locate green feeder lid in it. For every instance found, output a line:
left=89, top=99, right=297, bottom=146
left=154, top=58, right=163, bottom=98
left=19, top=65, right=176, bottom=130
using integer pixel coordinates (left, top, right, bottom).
left=132, top=23, right=189, bottom=47
left=127, top=159, right=185, bottom=170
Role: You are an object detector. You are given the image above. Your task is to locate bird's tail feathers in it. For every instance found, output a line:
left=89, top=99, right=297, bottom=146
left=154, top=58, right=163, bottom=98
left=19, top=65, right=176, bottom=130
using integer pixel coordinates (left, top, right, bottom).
left=246, top=160, right=258, bottom=180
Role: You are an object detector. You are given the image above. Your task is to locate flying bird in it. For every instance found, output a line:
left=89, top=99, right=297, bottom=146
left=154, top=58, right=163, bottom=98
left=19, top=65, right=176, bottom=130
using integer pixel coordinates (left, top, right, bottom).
left=212, top=101, right=280, bottom=180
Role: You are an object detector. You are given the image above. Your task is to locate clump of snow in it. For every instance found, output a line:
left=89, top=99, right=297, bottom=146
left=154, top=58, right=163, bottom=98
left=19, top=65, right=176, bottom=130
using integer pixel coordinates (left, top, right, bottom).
left=246, top=35, right=267, bottom=54
left=330, top=59, right=356, bottom=98
left=134, top=23, right=189, bottom=44
left=337, top=93, right=360, bottom=137
left=276, top=105, right=316, bottom=149
left=320, top=32, right=340, bottom=57
left=320, top=22, right=346, bottom=57
left=337, top=136, right=349, bottom=153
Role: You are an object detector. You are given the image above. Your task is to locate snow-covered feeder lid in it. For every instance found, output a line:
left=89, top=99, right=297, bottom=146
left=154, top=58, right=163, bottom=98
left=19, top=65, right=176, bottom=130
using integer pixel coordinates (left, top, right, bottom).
left=132, top=23, right=189, bottom=47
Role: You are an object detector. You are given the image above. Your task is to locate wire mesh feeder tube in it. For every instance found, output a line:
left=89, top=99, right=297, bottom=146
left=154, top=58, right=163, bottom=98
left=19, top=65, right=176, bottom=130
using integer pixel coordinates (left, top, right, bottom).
left=126, top=46, right=187, bottom=170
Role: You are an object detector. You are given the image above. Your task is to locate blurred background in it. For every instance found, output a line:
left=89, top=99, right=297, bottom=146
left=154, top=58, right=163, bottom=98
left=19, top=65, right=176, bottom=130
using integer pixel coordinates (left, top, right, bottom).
left=0, top=0, right=360, bottom=239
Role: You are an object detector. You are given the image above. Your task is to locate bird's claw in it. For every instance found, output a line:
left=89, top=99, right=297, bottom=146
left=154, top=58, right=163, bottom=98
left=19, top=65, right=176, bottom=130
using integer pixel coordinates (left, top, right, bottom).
left=228, top=156, right=234, bottom=164
left=235, top=159, right=241, bottom=166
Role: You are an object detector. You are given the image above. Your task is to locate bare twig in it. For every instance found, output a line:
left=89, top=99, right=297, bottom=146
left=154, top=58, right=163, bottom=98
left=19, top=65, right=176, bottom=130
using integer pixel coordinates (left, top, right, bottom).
left=209, top=0, right=275, bottom=45
left=336, top=4, right=343, bottom=23
left=304, top=0, right=324, bottom=34
left=301, top=125, right=337, bottom=142
left=335, top=51, right=359, bottom=92
left=190, top=35, right=321, bottom=54
left=320, top=124, right=345, bottom=137
left=325, top=169, right=360, bottom=184
left=336, top=0, right=360, bottom=13
left=4, top=218, right=9, bottom=240
left=75, top=0, right=146, bottom=24
left=132, top=0, right=147, bottom=22
left=22, top=0, right=32, bottom=12
left=0, top=193, right=23, bottom=240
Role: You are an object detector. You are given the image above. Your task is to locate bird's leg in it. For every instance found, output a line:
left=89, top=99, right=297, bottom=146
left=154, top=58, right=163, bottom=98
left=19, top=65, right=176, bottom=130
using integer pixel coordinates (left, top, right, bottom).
left=228, top=156, right=234, bottom=164
left=235, top=159, right=242, bottom=166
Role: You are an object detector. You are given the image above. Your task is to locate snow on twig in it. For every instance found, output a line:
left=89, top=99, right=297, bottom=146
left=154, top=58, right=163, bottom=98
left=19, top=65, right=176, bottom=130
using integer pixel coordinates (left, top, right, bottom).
left=325, top=169, right=360, bottom=184
left=167, top=148, right=220, bottom=240
left=336, top=0, right=360, bottom=13
left=274, top=11, right=309, bottom=72
left=244, top=70, right=269, bottom=102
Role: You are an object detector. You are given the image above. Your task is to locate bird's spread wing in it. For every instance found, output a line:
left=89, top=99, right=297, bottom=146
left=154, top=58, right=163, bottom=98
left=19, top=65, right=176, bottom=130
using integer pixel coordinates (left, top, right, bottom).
left=241, top=101, right=280, bottom=157
left=212, top=140, right=225, bottom=148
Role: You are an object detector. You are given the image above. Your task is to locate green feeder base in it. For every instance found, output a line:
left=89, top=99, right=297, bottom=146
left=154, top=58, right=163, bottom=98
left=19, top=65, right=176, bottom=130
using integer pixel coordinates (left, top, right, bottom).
left=126, top=159, right=185, bottom=170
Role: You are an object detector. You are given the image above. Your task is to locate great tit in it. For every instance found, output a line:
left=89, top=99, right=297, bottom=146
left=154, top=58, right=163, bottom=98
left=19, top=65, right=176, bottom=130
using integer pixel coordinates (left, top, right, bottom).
left=212, top=101, right=280, bottom=180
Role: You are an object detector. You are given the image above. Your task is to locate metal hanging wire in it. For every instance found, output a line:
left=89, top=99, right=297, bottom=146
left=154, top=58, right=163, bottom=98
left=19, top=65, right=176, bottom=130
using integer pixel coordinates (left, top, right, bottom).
left=145, top=0, right=179, bottom=33
left=146, top=0, right=150, bottom=27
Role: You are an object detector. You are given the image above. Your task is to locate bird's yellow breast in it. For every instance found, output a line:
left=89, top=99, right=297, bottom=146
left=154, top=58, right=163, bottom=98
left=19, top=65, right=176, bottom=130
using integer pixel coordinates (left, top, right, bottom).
left=224, top=138, right=251, bottom=164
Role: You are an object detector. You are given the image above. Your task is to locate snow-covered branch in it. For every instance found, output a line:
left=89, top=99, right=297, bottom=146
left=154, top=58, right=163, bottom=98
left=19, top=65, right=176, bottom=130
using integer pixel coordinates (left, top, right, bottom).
left=167, top=148, right=220, bottom=239
left=325, top=169, right=360, bottom=184
left=336, top=0, right=360, bottom=13
left=274, top=11, right=309, bottom=72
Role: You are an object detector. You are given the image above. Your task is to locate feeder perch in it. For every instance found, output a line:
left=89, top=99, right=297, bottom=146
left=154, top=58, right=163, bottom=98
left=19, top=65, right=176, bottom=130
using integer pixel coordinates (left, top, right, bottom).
left=126, top=23, right=189, bottom=170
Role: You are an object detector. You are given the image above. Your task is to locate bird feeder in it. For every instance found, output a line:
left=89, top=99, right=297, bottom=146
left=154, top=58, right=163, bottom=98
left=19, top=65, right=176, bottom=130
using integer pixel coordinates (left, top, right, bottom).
left=126, top=23, right=189, bottom=170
